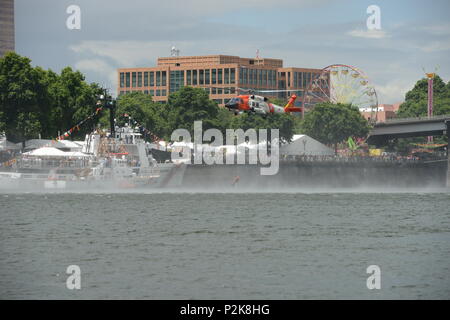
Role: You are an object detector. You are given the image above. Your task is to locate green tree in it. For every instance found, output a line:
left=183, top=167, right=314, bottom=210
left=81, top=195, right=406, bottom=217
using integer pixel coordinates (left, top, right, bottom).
left=46, top=67, right=103, bottom=139
left=0, top=52, right=46, bottom=144
left=301, top=102, right=369, bottom=153
left=394, top=75, right=449, bottom=148
left=229, top=112, right=296, bottom=143
left=165, top=86, right=220, bottom=138
left=269, top=97, right=289, bottom=107
left=107, top=91, right=167, bottom=140
left=397, top=75, right=450, bottom=118
left=0, top=52, right=103, bottom=144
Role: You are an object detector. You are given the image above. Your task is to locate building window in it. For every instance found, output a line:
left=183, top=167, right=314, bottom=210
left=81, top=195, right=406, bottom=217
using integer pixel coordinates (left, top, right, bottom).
left=144, top=72, right=149, bottom=86
left=132, top=72, right=137, bottom=87
left=212, top=69, right=217, bottom=84
left=126, top=72, right=130, bottom=87
left=138, top=72, right=142, bottom=87
left=144, top=90, right=148, bottom=95
left=212, top=87, right=216, bottom=94
left=170, top=70, right=184, bottom=93
left=230, top=68, right=235, bottom=84
left=156, top=71, right=161, bottom=86
left=150, top=72, right=154, bottom=86
left=156, top=90, right=161, bottom=96
left=191, top=70, right=197, bottom=85
left=218, top=69, right=223, bottom=84
left=162, top=71, right=167, bottom=86
left=187, top=70, right=192, bottom=85
left=162, top=89, right=167, bottom=96
left=150, top=89, right=154, bottom=96
left=213, top=99, right=222, bottom=105
left=199, top=69, right=204, bottom=85
left=305, top=72, right=311, bottom=88
left=120, top=73, right=125, bottom=88
left=224, top=68, right=229, bottom=84
left=205, top=69, right=210, bottom=85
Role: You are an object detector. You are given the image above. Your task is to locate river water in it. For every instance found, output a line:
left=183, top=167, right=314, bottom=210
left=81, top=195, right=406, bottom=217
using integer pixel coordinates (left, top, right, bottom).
left=0, top=191, right=449, bottom=299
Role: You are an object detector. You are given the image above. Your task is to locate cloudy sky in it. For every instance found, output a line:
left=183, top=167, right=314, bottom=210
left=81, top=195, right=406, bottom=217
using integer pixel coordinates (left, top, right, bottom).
left=15, top=0, right=450, bottom=103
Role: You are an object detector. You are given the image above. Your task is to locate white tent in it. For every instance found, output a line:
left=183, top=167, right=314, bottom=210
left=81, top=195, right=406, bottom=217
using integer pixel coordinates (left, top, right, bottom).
left=22, top=139, right=83, bottom=151
left=280, top=134, right=334, bottom=156
left=23, top=147, right=85, bottom=157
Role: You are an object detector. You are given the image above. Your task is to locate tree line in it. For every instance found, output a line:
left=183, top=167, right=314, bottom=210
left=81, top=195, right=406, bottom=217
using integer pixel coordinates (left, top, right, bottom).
left=0, top=52, right=103, bottom=144
left=2, top=52, right=388, bottom=150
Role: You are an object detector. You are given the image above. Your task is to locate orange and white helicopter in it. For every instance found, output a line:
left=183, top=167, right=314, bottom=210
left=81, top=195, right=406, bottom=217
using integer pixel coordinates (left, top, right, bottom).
left=224, top=89, right=303, bottom=115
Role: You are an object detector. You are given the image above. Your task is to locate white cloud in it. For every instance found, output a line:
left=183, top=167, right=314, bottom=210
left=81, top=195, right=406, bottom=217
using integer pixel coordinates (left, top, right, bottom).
left=74, top=59, right=117, bottom=93
left=71, top=41, right=202, bottom=67
left=419, top=41, right=450, bottom=53
left=373, top=79, right=414, bottom=104
left=347, top=29, right=389, bottom=39
left=422, top=23, right=450, bottom=36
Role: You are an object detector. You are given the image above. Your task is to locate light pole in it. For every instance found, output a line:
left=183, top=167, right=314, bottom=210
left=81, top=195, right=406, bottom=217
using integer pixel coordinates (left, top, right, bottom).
left=98, top=89, right=116, bottom=138
left=426, top=72, right=435, bottom=143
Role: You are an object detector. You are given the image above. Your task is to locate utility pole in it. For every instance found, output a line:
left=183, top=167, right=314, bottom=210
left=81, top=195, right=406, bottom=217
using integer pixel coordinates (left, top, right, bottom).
left=425, top=72, right=435, bottom=143
left=98, top=89, right=116, bottom=138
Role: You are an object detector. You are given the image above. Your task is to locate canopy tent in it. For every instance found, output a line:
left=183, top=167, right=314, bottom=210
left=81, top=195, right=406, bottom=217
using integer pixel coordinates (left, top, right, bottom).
left=280, top=135, right=334, bottom=156
left=23, top=147, right=89, bottom=157
left=22, top=139, right=83, bottom=151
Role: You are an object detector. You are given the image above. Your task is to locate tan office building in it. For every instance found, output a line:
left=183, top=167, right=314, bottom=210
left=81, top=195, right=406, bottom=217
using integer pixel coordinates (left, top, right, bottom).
left=0, top=0, right=15, bottom=57
left=117, top=54, right=325, bottom=107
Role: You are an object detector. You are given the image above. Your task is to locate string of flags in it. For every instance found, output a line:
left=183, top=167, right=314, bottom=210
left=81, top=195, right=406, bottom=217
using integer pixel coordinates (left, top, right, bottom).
left=0, top=109, right=162, bottom=167
left=53, top=107, right=103, bottom=142
left=121, top=113, right=161, bottom=143
left=1, top=158, right=16, bottom=167
left=0, top=107, right=104, bottom=167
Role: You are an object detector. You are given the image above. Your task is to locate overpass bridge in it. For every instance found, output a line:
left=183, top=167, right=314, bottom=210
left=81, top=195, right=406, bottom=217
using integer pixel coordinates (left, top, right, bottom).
left=367, top=114, right=450, bottom=187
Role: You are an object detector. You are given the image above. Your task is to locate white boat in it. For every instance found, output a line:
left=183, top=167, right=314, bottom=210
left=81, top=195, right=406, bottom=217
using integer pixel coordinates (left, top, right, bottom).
left=0, top=125, right=186, bottom=191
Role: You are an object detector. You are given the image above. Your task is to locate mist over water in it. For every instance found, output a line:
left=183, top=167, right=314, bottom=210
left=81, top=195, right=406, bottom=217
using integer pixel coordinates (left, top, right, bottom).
left=1, top=191, right=449, bottom=299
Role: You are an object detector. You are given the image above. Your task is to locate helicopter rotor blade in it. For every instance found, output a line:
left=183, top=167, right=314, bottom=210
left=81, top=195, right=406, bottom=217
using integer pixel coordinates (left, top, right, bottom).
left=253, top=89, right=304, bottom=93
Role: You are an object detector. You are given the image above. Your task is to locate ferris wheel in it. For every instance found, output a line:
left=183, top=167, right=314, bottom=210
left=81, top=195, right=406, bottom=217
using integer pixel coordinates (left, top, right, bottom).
left=301, top=64, right=379, bottom=123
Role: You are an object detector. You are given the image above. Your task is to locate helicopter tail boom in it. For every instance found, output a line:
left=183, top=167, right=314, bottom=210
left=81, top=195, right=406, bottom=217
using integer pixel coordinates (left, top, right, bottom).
left=284, top=94, right=302, bottom=113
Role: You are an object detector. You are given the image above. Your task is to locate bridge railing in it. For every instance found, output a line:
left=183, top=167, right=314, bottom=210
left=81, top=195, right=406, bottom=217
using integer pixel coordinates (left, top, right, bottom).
left=279, top=154, right=447, bottom=165
left=380, top=114, right=450, bottom=124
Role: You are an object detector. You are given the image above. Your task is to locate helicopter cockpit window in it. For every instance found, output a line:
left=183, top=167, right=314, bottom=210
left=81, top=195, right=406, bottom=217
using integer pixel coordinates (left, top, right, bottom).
left=228, top=97, right=242, bottom=104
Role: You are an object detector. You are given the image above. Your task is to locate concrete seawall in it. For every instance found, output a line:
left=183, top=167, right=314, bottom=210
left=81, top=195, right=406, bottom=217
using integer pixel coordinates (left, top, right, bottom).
left=182, top=160, right=448, bottom=190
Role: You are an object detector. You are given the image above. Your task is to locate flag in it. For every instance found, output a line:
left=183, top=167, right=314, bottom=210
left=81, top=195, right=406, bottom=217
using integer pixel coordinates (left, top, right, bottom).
left=347, top=137, right=357, bottom=151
